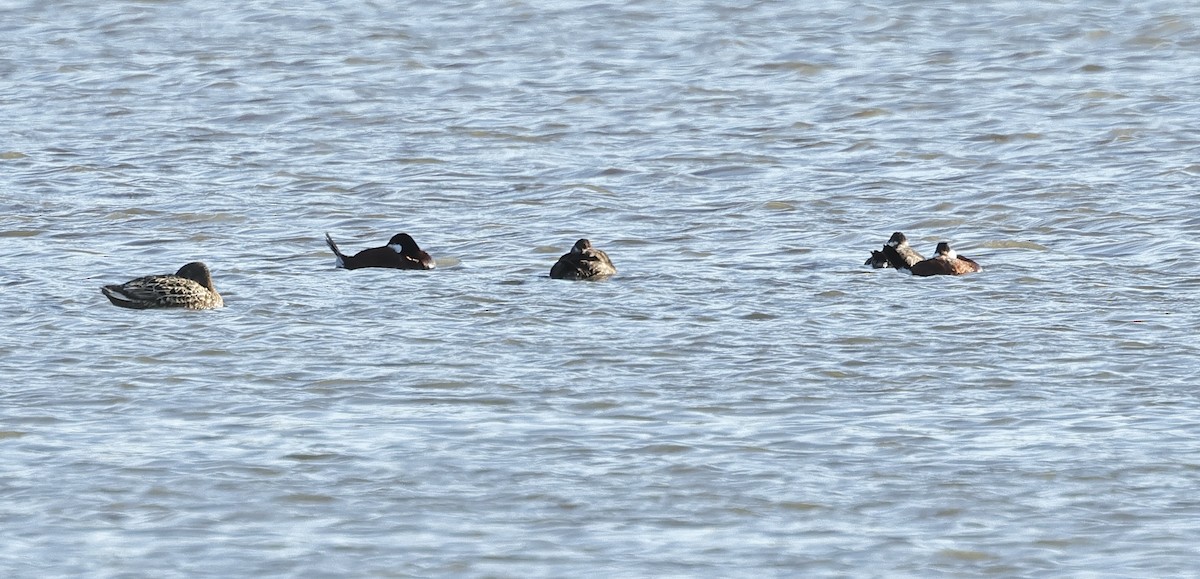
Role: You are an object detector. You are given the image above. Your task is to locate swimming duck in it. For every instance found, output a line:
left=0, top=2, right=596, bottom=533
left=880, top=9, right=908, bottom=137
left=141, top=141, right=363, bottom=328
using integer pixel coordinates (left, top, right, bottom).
left=549, top=238, right=616, bottom=280
left=866, top=231, right=924, bottom=269
left=909, top=242, right=982, bottom=276
left=325, top=232, right=435, bottom=270
left=101, top=261, right=223, bottom=310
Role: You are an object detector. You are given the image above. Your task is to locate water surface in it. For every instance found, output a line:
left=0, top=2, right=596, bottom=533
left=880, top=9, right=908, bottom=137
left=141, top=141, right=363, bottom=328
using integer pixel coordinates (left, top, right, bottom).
left=4, top=0, right=1200, bottom=576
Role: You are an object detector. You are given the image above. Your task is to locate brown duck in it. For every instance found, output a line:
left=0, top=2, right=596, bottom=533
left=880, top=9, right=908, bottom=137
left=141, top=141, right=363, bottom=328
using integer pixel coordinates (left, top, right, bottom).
left=549, top=239, right=616, bottom=280
left=866, top=231, right=924, bottom=269
left=909, top=242, right=982, bottom=276
left=101, top=262, right=223, bottom=310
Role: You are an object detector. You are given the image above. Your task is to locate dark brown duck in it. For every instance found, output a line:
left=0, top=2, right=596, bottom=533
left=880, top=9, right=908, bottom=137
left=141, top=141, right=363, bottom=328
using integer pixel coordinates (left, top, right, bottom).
left=549, top=239, right=616, bottom=280
left=866, top=231, right=924, bottom=269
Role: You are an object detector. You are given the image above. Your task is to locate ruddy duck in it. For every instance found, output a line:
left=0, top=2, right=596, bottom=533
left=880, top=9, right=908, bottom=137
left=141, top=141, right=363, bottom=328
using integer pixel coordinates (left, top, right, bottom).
left=325, top=232, right=435, bottom=270
left=101, top=261, right=223, bottom=310
left=866, top=231, right=924, bottom=269
left=549, top=239, right=616, bottom=280
left=909, top=242, right=982, bottom=276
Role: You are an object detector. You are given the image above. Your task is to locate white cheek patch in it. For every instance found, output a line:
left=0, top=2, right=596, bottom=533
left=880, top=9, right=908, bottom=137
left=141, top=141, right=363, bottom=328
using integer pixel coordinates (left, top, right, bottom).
left=388, top=244, right=404, bottom=253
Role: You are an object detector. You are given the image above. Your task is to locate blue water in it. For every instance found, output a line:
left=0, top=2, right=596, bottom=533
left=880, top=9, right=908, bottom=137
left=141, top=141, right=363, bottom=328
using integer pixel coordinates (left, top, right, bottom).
left=4, top=0, right=1200, bottom=576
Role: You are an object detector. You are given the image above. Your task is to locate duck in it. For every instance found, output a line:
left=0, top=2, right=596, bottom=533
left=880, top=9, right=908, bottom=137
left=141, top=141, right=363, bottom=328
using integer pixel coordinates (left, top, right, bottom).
left=325, top=232, right=435, bottom=270
left=549, top=238, right=616, bottom=280
left=866, top=231, right=924, bottom=269
left=909, top=242, right=982, bottom=276
left=101, top=261, right=223, bottom=310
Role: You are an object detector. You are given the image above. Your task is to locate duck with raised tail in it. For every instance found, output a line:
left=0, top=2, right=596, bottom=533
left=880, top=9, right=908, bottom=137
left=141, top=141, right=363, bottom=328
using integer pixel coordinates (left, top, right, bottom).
left=866, top=231, right=924, bottom=269
left=325, top=232, right=435, bottom=270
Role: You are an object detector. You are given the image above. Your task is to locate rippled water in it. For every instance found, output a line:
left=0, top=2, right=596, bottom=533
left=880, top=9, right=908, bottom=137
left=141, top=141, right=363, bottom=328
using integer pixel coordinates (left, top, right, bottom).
left=4, top=0, right=1200, bottom=575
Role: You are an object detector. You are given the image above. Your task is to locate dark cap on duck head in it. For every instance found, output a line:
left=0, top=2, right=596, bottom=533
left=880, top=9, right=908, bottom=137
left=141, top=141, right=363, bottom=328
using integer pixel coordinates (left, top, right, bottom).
left=387, top=233, right=421, bottom=253
left=175, top=262, right=213, bottom=286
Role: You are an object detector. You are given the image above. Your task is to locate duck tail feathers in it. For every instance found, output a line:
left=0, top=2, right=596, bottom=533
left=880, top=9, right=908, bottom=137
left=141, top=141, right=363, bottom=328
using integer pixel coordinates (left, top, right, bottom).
left=325, top=233, right=346, bottom=269
left=881, top=245, right=911, bottom=271
left=100, top=285, right=145, bottom=309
